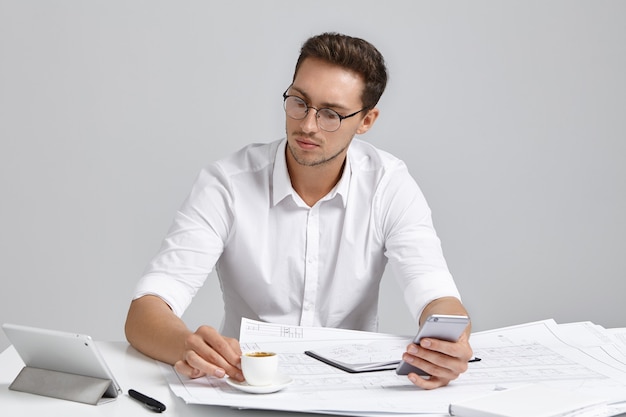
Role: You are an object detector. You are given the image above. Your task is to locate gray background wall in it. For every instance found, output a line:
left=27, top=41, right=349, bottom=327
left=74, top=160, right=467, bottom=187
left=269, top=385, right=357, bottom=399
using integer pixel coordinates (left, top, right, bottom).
left=1, top=0, right=625, bottom=351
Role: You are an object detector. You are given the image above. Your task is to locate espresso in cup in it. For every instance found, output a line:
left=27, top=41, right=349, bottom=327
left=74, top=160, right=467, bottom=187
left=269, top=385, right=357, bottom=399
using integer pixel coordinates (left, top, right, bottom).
left=240, top=351, right=278, bottom=386
left=246, top=352, right=274, bottom=358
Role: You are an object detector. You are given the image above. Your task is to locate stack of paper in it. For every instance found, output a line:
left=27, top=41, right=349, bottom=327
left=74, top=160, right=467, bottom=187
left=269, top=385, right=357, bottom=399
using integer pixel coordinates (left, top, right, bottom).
left=161, top=318, right=626, bottom=417
left=448, top=384, right=607, bottom=417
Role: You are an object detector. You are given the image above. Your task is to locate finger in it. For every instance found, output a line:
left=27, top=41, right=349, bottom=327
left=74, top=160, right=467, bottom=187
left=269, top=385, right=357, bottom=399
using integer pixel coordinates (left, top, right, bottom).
left=419, top=338, right=473, bottom=362
left=174, top=358, right=207, bottom=379
left=182, top=349, right=231, bottom=379
left=194, top=326, right=242, bottom=368
left=405, top=340, right=470, bottom=378
left=227, top=337, right=243, bottom=356
left=407, top=373, right=451, bottom=390
left=401, top=351, right=459, bottom=381
left=186, top=328, right=244, bottom=381
left=187, top=329, right=236, bottom=369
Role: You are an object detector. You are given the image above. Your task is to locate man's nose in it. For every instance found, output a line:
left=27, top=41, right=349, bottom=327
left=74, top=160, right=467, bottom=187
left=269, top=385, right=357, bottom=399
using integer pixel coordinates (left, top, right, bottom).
left=300, top=109, right=320, bottom=133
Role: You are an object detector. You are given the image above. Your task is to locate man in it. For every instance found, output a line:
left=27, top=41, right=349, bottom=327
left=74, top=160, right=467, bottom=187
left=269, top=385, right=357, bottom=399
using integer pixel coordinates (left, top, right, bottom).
left=125, top=32, right=473, bottom=390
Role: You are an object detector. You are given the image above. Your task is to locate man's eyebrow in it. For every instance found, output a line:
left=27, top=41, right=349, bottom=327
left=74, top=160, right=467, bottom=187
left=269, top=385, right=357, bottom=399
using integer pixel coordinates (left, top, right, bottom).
left=289, top=86, right=351, bottom=111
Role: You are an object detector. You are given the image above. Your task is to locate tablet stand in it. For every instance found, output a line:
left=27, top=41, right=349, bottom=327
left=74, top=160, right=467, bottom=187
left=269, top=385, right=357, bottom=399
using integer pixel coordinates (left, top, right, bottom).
left=9, top=366, right=115, bottom=405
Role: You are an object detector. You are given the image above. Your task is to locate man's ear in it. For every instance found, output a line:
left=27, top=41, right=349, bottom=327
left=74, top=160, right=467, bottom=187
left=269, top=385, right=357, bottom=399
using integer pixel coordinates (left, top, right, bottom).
left=356, top=108, right=380, bottom=135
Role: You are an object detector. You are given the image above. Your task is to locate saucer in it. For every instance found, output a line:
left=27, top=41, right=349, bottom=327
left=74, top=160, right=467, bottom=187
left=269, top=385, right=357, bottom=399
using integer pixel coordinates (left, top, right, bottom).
left=225, top=373, right=293, bottom=394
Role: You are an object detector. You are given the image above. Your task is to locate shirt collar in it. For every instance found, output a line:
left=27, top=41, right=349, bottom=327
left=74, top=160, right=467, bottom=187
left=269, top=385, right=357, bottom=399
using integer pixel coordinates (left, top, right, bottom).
left=272, top=140, right=293, bottom=206
left=272, top=139, right=351, bottom=208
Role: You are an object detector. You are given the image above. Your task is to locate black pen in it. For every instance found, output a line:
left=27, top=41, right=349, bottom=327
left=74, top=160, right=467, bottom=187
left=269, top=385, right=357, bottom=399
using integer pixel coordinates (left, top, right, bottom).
left=129, top=389, right=166, bottom=413
left=469, top=357, right=482, bottom=363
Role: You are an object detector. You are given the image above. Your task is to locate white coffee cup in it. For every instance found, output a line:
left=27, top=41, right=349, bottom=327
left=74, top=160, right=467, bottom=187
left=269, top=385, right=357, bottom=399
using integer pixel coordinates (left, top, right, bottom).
left=240, top=351, right=278, bottom=386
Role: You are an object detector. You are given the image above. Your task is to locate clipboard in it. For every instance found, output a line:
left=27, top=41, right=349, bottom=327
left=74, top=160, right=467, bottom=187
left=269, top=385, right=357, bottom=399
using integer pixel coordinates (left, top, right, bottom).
left=304, top=349, right=400, bottom=373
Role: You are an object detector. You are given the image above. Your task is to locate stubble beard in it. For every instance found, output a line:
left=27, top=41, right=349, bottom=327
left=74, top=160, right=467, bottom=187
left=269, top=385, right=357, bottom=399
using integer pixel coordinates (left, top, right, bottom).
left=286, top=132, right=349, bottom=168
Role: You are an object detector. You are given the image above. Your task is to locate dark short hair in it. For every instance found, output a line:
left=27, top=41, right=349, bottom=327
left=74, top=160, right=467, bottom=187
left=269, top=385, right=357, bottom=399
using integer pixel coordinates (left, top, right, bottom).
left=293, top=32, right=388, bottom=111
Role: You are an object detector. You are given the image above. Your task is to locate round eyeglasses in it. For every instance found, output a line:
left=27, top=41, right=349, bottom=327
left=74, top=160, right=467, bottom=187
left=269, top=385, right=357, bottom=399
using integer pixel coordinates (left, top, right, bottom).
left=282, top=90, right=366, bottom=132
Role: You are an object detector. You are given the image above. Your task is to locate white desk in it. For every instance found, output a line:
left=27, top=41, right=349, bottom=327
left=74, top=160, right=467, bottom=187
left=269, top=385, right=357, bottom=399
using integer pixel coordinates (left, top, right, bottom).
left=3, top=328, right=626, bottom=417
left=0, top=342, right=338, bottom=417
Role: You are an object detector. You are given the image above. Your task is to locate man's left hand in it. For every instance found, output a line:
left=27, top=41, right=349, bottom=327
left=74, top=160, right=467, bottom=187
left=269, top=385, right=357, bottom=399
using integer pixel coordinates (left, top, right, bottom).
left=402, top=332, right=473, bottom=389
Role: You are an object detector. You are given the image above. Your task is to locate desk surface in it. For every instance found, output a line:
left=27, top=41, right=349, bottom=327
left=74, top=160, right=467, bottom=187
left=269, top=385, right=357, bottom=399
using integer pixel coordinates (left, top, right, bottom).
left=0, top=342, right=346, bottom=417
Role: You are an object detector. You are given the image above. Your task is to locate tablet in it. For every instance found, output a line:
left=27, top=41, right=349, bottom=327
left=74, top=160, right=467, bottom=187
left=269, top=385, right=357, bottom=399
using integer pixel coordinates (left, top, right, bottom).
left=2, top=323, right=122, bottom=399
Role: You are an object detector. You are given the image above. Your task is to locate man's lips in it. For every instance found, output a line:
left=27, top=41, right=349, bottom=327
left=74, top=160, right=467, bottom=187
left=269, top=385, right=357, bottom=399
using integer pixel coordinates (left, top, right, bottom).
left=295, top=138, right=320, bottom=150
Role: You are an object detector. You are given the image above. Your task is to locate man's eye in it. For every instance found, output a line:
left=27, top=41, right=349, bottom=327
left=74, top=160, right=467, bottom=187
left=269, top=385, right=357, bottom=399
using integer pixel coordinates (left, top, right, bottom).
left=321, top=109, right=340, bottom=120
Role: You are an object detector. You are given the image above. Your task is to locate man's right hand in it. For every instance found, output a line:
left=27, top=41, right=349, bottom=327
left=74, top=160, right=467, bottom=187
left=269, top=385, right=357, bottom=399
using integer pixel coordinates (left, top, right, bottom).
left=125, top=296, right=245, bottom=382
left=174, top=325, right=244, bottom=381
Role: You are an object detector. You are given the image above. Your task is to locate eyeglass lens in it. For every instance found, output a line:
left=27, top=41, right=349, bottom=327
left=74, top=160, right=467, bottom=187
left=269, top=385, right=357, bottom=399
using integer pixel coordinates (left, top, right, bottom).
left=284, top=96, right=342, bottom=132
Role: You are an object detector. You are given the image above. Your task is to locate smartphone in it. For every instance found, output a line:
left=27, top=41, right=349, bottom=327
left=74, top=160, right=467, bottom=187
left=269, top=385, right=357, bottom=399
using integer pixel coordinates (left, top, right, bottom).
left=395, top=314, right=470, bottom=376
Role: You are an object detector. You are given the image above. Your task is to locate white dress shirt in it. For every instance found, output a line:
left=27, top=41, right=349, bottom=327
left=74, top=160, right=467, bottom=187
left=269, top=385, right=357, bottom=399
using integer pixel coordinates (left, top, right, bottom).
left=133, top=138, right=460, bottom=337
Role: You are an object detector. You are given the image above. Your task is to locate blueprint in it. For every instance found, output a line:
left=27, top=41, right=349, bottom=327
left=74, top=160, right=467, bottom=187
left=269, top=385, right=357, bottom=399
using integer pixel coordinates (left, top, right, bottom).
left=161, top=318, right=626, bottom=416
